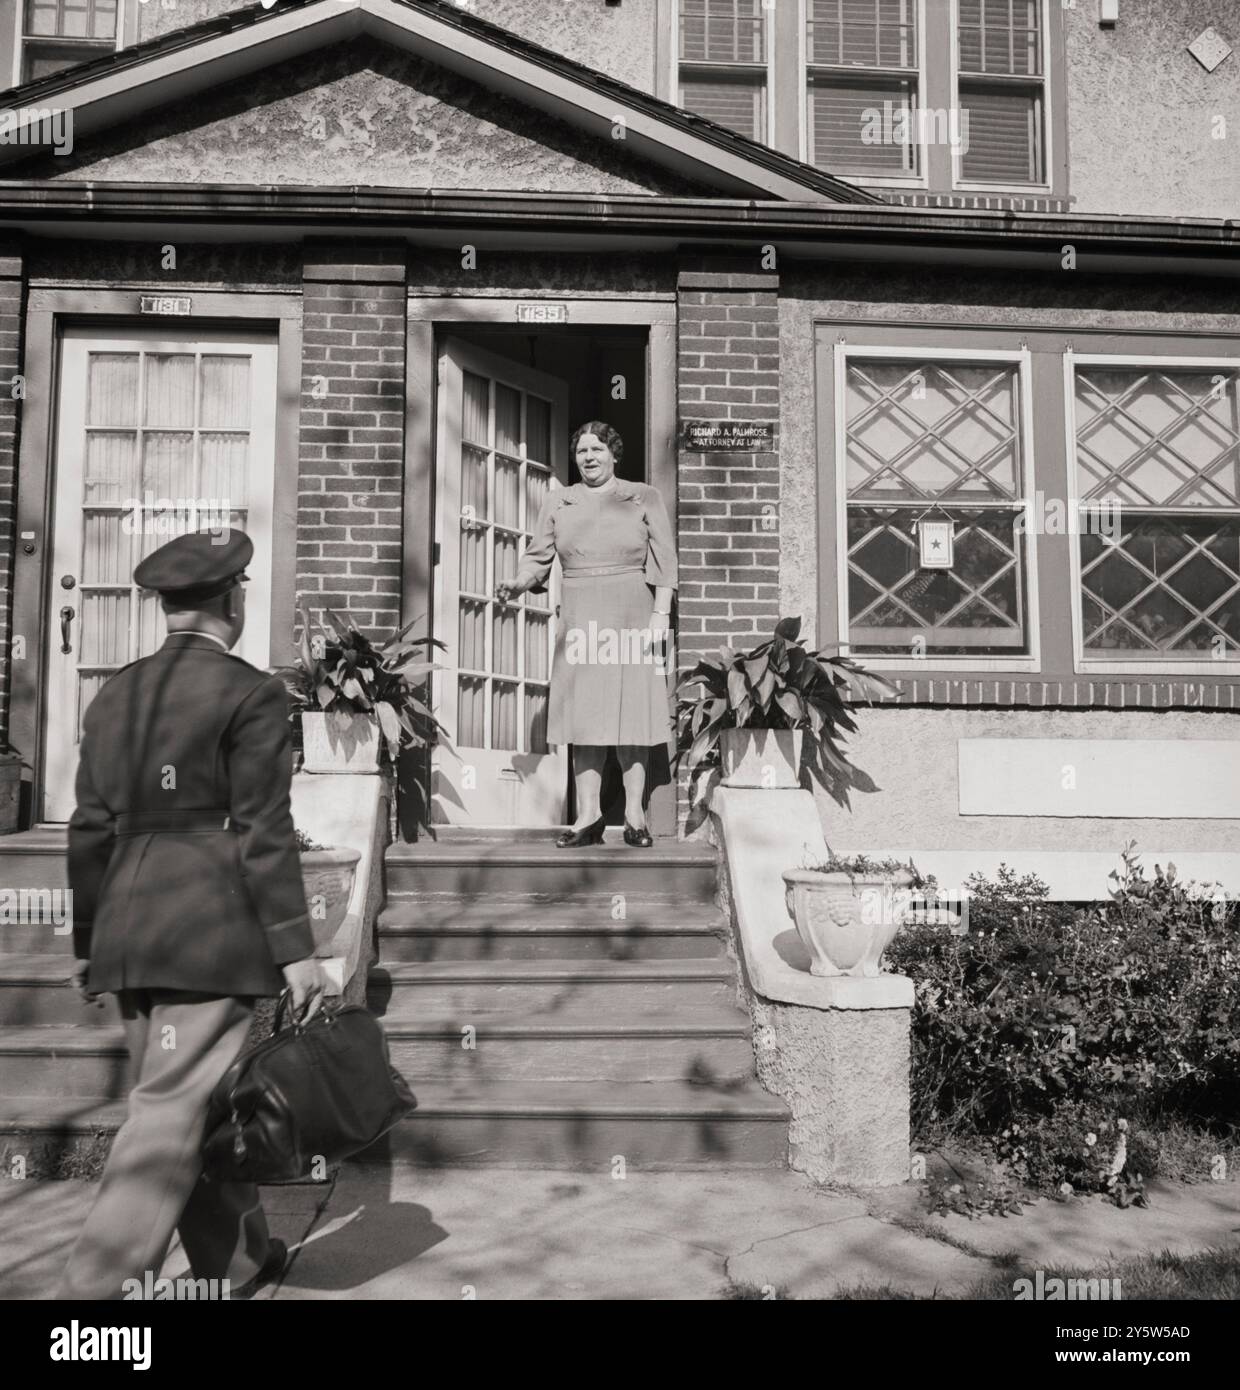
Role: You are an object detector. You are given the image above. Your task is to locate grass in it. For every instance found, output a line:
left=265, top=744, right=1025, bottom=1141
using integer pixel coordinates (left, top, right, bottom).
left=823, top=1247, right=1240, bottom=1301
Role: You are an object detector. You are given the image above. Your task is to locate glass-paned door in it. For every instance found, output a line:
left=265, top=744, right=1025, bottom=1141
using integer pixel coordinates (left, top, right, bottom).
left=43, top=326, right=278, bottom=820
left=432, top=339, right=570, bottom=825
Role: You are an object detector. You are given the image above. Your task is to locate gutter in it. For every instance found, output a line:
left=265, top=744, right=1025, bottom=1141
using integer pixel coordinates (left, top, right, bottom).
left=0, top=183, right=1236, bottom=262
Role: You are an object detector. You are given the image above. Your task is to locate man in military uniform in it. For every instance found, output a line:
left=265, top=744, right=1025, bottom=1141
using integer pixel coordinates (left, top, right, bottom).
left=56, top=528, right=326, bottom=1301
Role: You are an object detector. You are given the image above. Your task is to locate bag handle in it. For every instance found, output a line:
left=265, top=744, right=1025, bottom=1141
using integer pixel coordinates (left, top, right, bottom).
left=273, top=988, right=339, bottom=1035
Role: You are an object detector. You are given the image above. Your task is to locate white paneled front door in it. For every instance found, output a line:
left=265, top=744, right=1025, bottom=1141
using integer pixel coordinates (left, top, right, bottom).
left=43, top=326, right=278, bottom=821
left=432, top=339, right=570, bottom=826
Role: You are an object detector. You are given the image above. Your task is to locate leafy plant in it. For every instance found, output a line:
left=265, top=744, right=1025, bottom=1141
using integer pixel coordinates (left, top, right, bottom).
left=294, top=828, right=328, bottom=853
left=887, top=849, right=1240, bottom=1200
left=800, top=852, right=933, bottom=886
left=675, top=616, right=898, bottom=821
left=274, top=603, right=448, bottom=824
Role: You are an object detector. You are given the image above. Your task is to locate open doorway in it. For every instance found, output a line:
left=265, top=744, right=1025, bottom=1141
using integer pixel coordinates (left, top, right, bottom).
left=430, top=323, right=668, bottom=830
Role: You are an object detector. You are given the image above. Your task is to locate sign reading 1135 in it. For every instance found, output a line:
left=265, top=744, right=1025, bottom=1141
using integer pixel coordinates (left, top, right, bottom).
left=516, top=303, right=568, bottom=324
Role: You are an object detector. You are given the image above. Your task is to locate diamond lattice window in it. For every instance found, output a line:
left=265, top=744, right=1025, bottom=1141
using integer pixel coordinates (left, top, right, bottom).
left=1075, top=366, right=1240, bottom=659
left=844, top=358, right=1029, bottom=655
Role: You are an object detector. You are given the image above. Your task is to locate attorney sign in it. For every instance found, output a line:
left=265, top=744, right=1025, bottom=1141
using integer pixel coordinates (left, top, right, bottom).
left=681, top=420, right=775, bottom=453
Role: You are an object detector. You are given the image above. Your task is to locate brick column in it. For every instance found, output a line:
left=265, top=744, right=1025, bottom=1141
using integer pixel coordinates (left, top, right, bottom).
left=0, top=242, right=24, bottom=747
left=298, top=241, right=408, bottom=634
left=676, top=255, right=781, bottom=664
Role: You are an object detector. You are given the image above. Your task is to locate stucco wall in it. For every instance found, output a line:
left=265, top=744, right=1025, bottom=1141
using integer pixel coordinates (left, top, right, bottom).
left=472, top=0, right=660, bottom=93
left=133, top=0, right=251, bottom=44
left=1065, top=0, right=1240, bottom=218
left=23, top=240, right=301, bottom=289
left=127, top=0, right=660, bottom=91
left=778, top=261, right=1240, bottom=648
left=822, top=706, right=1240, bottom=857
left=8, top=37, right=698, bottom=194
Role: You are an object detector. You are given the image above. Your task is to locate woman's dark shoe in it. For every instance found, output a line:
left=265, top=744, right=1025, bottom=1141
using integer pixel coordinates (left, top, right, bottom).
left=623, top=821, right=653, bottom=848
left=555, top=816, right=606, bottom=849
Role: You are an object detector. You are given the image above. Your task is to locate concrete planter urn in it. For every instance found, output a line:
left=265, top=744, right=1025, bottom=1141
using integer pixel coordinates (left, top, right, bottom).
left=301, top=711, right=381, bottom=774
left=299, top=847, right=362, bottom=951
left=782, top=867, right=914, bottom=978
left=720, top=728, right=803, bottom=788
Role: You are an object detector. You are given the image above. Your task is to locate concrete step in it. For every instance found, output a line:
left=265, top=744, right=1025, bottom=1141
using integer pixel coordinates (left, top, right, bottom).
left=380, top=1007, right=756, bottom=1084
left=0, top=1027, right=129, bottom=1099
left=0, top=956, right=112, bottom=1025
left=0, top=828, right=70, bottom=894
left=0, top=1080, right=790, bottom=1173
left=376, top=915, right=728, bottom=962
left=368, top=958, right=738, bottom=1016
left=0, top=995, right=758, bottom=1094
left=0, top=923, right=75, bottom=956
left=385, top=840, right=718, bottom=903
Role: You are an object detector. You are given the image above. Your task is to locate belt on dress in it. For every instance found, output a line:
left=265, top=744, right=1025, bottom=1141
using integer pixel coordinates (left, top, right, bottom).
left=560, top=564, right=644, bottom=578
left=115, top=809, right=231, bottom=835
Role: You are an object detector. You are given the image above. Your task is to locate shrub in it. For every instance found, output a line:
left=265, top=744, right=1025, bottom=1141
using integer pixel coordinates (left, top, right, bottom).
left=887, top=846, right=1240, bottom=1195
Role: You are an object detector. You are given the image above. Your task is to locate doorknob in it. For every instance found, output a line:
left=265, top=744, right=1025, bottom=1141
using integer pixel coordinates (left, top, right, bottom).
left=60, top=605, right=75, bottom=655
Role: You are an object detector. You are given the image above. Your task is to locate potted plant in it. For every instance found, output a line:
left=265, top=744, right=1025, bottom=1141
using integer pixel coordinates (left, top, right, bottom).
left=675, top=616, right=898, bottom=811
left=274, top=604, right=446, bottom=823
left=295, top=827, right=362, bottom=953
left=783, top=854, right=932, bottom=978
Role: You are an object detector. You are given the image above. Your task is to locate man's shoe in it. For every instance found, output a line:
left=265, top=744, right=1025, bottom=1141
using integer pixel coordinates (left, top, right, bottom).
left=229, top=1238, right=288, bottom=1300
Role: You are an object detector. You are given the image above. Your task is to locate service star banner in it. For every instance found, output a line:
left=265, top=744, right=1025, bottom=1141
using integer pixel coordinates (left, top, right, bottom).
left=917, top=519, right=955, bottom=569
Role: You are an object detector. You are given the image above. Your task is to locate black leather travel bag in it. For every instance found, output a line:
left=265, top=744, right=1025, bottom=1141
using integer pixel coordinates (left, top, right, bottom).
left=202, top=995, right=417, bottom=1182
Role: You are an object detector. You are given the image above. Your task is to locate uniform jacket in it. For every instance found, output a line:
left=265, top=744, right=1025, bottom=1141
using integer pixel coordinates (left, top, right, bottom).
left=68, top=632, right=314, bottom=996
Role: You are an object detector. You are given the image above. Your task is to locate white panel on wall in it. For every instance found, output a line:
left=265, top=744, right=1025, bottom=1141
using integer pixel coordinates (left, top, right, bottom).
left=958, top=739, right=1240, bottom=818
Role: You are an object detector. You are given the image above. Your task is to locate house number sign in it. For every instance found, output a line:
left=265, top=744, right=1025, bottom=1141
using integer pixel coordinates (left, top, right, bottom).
left=140, top=296, right=192, bottom=316
left=516, top=303, right=569, bottom=324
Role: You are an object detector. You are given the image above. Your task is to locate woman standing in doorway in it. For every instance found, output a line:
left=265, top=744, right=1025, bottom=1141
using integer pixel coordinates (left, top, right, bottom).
left=495, top=421, right=676, bottom=848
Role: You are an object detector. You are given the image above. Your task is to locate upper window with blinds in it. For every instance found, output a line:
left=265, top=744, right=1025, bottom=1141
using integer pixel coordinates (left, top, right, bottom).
left=19, top=0, right=119, bottom=83
left=806, top=0, right=922, bottom=180
left=956, top=0, right=1047, bottom=186
left=677, top=0, right=771, bottom=143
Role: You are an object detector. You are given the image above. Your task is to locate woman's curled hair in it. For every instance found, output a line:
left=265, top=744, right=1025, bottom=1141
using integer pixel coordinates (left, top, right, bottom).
left=570, top=420, right=624, bottom=466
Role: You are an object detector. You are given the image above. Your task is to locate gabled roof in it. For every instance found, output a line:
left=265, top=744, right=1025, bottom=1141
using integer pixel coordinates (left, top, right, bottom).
left=0, top=0, right=881, bottom=204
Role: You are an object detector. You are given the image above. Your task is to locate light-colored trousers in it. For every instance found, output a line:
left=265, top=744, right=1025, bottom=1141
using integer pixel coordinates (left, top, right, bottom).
left=56, top=989, right=273, bottom=1301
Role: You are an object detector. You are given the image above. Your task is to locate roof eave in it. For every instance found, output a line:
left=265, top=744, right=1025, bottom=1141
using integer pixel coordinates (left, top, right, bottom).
left=0, top=183, right=1235, bottom=264
left=0, top=0, right=881, bottom=206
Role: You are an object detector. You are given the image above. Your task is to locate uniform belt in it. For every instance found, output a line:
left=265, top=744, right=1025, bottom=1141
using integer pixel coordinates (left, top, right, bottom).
left=115, top=809, right=231, bottom=835
left=561, top=564, right=644, bottom=578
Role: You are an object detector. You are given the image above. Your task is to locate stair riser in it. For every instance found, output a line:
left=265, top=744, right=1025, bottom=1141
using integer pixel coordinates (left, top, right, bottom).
left=0, top=856, right=69, bottom=891
left=0, top=926, right=75, bottom=955
left=387, top=864, right=718, bottom=901
left=369, top=979, right=737, bottom=1015
left=386, top=1034, right=755, bottom=1084
left=1, top=1052, right=128, bottom=1099
left=0, top=986, right=115, bottom=1027
left=0, top=1114, right=790, bottom=1173
left=354, top=1113, right=788, bottom=1169
left=376, top=932, right=725, bottom=962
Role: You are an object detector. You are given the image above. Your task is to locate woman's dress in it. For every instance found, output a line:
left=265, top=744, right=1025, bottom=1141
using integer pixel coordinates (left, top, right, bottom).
left=513, top=480, right=677, bottom=748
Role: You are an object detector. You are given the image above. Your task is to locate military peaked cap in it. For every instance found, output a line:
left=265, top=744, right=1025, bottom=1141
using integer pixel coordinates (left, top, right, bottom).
left=133, top=528, right=253, bottom=604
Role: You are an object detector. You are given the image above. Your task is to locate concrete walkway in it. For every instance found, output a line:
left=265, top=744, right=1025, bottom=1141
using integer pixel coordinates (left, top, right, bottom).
left=3, top=1168, right=1237, bottom=1300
